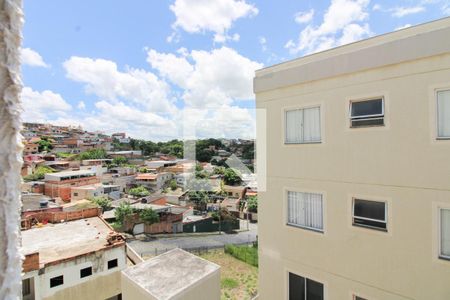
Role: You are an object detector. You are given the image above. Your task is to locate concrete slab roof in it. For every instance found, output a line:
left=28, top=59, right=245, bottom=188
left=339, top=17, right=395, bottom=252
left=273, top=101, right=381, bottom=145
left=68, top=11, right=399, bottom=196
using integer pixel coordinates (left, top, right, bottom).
left=122, top=248, right=220, bottom=300
left=21, top=217, right=119, bottom=267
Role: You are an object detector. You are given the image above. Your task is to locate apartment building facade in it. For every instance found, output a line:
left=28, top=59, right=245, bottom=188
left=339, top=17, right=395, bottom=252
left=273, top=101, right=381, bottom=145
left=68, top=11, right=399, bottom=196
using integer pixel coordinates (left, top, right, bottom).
left=254, top=18, right=450, bottom=300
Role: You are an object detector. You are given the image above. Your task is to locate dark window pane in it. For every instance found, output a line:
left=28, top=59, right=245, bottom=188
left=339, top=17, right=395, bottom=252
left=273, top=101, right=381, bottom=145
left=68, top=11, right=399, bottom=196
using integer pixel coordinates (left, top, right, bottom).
left=351, top=118, right=384, bottom=127
left=80, top=266, right=92, bottom=278
left=50, top=275, right=64, bottom=288
left=22, top=279, right=31, bottom=296
left=355, top=296, right=368, bottom=300
left=289, top=273, right=305, bottom=300
left=306, top=278, right=324, bottom=300
left=353, top=218, right=387, bottom=230
left=354, top=199, right=385, bottom=221
left=108, top=259, right=118, bottom=269
left=351, top=99, right=383, bottom=117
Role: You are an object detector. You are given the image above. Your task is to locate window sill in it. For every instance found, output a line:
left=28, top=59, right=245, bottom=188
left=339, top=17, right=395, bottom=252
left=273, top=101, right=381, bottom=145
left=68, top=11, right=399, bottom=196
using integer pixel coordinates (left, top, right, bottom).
left=284, top=141, right=322, bottom=145
left=439, top=255, right=450, bottom=262
left=287, top=223, right=324, bottom=234
left=352, top=223, right=387, bottom=232
left=436, top=137, right=450, bottom=140
left=350, top=124, right=385, bottom=129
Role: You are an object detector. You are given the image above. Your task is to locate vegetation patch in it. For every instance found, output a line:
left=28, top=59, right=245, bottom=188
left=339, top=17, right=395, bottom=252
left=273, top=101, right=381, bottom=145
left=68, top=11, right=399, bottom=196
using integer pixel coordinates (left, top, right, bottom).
left=221, top=278, right=239, bottom=289
left=224, top=244, right=258, bottom=267
left=200, top=250, right=258, bottom=300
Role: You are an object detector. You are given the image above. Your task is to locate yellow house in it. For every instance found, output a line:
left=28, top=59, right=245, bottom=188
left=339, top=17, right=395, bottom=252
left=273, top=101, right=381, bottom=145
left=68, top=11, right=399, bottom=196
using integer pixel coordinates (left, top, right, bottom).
left=254, top=18, right=450, bottom=300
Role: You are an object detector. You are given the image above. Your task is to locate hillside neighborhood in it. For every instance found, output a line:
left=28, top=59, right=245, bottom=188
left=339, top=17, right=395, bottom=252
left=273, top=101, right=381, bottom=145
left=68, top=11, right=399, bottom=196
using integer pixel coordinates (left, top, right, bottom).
left=20, top=122, right=258, bottom=299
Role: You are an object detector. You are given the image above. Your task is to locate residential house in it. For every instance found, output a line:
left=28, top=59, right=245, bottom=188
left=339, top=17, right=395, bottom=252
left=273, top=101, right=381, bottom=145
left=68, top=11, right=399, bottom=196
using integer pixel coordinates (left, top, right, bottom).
left=22, top=217, right=125, bottom=300
left=24, top=143, right=39, bottom=155
left=44, top=170, right=99, bottom=202
left=135, top=172, right=173, bottom=191
left=223, top=185, right=246, bottom=199
left=71, top=183, right=121, bottom=201
left=254, top=18, right=450, bottom=300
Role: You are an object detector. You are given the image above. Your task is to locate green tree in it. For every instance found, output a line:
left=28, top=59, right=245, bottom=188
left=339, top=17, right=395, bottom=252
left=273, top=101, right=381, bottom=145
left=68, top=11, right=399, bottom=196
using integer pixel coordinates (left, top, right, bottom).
left=90, top=196, right=112, bottom=212
left=188, top=190, right=209, bottom=211
left=139, top=208, right=160, bottom=225
left=195, top=163, right=203, bottom=172
left=169, top=179, right=177, bottom=191
left=112, top=156, right=128, bottom=165
left=213, top=166, right=226, bottom=175
left=224, top=168, right=242, bottom=186
left=247, top=196, right=258, bottom=213
left=196, top=149, right=214, bottom=162
left=78, top=148, right=107, bottom=160
left=128, top=185, right=150, bottom=197
left=37, top=136, right=53, bottom=152
left=114, top=202, right=134, bottom=225
left=23, top=165, right=55, bottom=182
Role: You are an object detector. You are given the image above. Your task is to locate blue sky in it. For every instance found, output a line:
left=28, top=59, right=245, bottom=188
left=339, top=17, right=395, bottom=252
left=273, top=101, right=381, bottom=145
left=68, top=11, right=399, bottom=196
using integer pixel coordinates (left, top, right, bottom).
left=21, top=0, right=450, bottom=140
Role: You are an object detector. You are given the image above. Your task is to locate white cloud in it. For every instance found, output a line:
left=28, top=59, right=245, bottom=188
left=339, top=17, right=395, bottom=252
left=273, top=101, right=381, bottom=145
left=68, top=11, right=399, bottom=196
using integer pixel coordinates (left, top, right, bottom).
left=21, top=48, right=49, bottom=68
left=395, top=24, right=412, bottom=30
left=214, top=32, right=240, bottom=43
left=372, top=4, right=382, bottom=11
left=443, top=2, right=450, bottom=14
left=259, top=36, right=267, bottom=51
left=63, top=56, right=175, bottom=113
left=295, top=9, right=315, bottom=24
left=339, top=23, right=371, bottom=45
left=186, top=106, right=256, bottom=139
left=77, top=101, right=86, bottom=110
left=390, top=6, right=425, bottom=17
left=21, top=87, right=72, bottom=122
left=147, top=46, right=263, bottom=108
left=169, top=0, right=258, bottom=43
left=286, top=0, right=371, bottom=55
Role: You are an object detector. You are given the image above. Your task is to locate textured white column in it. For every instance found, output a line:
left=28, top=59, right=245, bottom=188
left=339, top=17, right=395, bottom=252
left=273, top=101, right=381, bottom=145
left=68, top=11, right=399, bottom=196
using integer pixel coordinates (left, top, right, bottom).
left=0, top=0, right=23, bottom=299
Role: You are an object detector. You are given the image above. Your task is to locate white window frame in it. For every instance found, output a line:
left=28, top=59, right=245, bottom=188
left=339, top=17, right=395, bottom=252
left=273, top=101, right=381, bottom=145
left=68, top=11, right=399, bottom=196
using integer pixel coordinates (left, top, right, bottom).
left=284, top=106, right=321, bottom=144
left=352, top=198, right=388, bottom=231
left=436, top=89, right=450, bottom=140
left=349, top=97, right=385, bottom=127
left=439, top=207, right=450, bottom=260
left=287, top=190, right=324, bottom=233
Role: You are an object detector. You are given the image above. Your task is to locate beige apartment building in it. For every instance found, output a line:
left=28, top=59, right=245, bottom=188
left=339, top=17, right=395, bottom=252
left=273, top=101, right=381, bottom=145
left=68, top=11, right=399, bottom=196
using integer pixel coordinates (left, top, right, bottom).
left=254, top=18, right=450, bottom=300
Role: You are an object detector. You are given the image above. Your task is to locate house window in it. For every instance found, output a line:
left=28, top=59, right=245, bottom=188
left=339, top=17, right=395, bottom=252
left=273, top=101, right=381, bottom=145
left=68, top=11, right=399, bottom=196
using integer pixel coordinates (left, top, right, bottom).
left=440, top=208, right=450, bottom=260
left=22, top=278, right=31, bottom=296
left=80, top=266, right=93, bottom=278
left=437, top=90, right=450, bottom=139
left=350, top=98, right=384, bottom=127
left=73, top=192, right=78, bottom=196
left=287, top=191, right=323, bottom=232
left=289, top=272, right=324, bottom=300
left=285, top=107, right=321, bottom=144
left=49, top=275, right=64, bottom=288
left=108, top=258, right=118, bottom=269
left=353, top=199, right=387, bottom=231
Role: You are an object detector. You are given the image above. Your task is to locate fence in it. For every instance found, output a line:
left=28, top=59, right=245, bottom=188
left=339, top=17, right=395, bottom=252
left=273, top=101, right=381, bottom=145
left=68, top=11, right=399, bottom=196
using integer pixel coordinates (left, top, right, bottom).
left=140, top=241, right=255, bottom=258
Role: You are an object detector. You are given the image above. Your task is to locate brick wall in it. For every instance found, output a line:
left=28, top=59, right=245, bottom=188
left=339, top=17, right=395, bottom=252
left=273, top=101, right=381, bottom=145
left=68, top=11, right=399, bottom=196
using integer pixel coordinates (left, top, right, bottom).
left=22, top=207, right=101, bottom=229
left=23, top=252, right=39, bottom=272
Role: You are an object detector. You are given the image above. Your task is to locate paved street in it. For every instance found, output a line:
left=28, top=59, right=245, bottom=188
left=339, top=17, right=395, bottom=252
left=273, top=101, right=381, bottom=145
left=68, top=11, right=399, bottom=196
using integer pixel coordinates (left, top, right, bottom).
left=128, top=221, right=257, bottom=257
